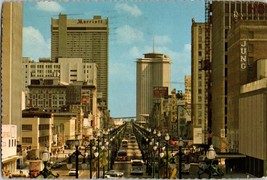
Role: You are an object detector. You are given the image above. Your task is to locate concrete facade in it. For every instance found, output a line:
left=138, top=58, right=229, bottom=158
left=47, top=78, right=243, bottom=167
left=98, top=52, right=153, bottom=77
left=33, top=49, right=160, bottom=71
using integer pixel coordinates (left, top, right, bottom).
left=239, top=78, right=267, bottom=177
left=1, top=1, right=23, bottom=143
left=21, top=112, right=54, bottom=157
left=211, top=1, right=267, bottom=151
left=2, top=125, right=18, bottom=176
left=51, top=14, right=109, bottom=107
left=136, top=53, right=171, bottom=123
left=191, top=21, right=206, bottom=144
left=22, top=57, right=97, bottom=90
left=227, top=20, right=267, bottom=153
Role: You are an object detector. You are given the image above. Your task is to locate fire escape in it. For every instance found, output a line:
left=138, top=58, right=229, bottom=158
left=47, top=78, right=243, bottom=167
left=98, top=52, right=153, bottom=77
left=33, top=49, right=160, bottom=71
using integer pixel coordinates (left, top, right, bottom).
left=203, top=0, right=212, bottom=145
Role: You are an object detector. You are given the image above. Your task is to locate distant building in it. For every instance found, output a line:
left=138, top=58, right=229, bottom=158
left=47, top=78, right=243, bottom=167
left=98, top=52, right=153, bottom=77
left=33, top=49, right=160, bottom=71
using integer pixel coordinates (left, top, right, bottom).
left=53, top=112, right=78, bottom=148
left=51, top=14, right=109, bottom=108
left=1, top=1, right=23, bottom=144
left=23, top=58, right=98, bottom=118
left=27, top=80, right=97, bottom=118
left=191, top=20, right=207, bottom=144
left=22, top=57, right=97, bottom=90
left=184, top=75, right=191, bottom=122
left=22, top=111, right=54, bottom=157
left=136, top=52, right=171, bottom=125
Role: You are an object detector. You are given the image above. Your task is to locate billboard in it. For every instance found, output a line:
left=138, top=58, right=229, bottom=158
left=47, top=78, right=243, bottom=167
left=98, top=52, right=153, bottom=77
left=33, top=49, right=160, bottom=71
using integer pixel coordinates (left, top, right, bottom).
left=193, top=127, right=203, bottom=144
left=153, top=86, right=168, bottom=98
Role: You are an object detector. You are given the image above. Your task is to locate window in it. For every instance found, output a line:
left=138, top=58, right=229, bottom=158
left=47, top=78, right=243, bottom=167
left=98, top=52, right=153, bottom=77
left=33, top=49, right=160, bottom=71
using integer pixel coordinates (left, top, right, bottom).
left=22, top=125, right=32, bottom=131
left=248, top=44, right=254, bottom=52
left=39, top=124, right=50, bottom=130
left=248, top=31, right=254, bottom=39
left=22, top=137, right=32, bottom=143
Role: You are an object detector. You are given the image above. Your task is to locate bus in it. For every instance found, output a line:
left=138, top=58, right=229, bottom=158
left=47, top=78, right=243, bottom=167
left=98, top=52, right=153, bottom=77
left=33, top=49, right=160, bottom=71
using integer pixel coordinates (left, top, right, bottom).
left=116, top=149, right=128, bottom=161
left=130, top=159, right=144, bottom=175
left=129, top=136, right=136, bottom=143
left=122, top=140, right=128, bottom=148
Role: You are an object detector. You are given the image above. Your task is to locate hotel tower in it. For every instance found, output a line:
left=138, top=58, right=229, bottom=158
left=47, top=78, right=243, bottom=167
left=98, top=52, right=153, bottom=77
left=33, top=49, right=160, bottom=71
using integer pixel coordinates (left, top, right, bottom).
left=51, top=14, right=109, bottom=107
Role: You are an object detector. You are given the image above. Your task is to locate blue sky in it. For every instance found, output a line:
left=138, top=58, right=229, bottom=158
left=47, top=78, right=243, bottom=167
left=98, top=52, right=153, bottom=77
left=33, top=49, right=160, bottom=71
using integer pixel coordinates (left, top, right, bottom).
left=22, top=1, right=204, bottom=118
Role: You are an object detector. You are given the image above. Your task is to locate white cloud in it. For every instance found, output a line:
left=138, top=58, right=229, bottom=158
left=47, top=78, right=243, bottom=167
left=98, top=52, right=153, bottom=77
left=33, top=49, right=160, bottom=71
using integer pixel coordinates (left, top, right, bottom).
left=35, top=2, right=64, bottom=13
left=110, top=63, right=135, bottom=82
left=23, top=26, right=50, bottom=61
left=129, top=46, right=142, bottom=58
left=115, top=3, right=142, bottom=17
left=115, top=25, right=144, bottom=44
left=154, top=35, right=172, bottom=45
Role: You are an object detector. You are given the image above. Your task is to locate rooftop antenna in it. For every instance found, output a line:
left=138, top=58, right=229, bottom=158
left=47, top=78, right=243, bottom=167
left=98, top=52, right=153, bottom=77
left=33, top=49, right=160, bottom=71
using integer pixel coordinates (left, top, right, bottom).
left=153, top=37, right=155, bottom=53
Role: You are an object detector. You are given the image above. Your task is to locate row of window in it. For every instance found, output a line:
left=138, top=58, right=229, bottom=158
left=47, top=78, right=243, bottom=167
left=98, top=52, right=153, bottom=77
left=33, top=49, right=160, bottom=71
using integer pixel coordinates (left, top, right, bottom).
left=6, top=139, right=17, bottom=147
left=22, top=136, right=50, bottom=144
left=30, top=94, right=65, bottom=98
left=22, top=124, right=50, bottom=131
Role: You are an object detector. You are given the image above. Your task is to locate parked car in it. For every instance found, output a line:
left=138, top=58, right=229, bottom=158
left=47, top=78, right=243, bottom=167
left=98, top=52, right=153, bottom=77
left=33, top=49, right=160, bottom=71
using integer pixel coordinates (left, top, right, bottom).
left=106, top=170, right=124, bottom=177
left=51, top=162, right=63, bottom=169
left=68, top=169, right=79, bottom=176
left=104, top=174, right=116, bottom=179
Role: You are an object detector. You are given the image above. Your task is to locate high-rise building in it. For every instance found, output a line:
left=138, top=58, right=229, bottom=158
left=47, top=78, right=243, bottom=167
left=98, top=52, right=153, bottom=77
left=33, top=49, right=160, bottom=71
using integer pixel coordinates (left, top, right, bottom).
left=227, top=20, right=267, bottom=155
left=228, top=19, right=267, bottom=177
left=51, top=14, right=109, bottom=108
left=136, top=52, right=171, bottom=124
left=191, top=20, right=207, bottom=144
left=211, top=1, right=267, bottom=151
left=1, top=2, right=23, bottom=143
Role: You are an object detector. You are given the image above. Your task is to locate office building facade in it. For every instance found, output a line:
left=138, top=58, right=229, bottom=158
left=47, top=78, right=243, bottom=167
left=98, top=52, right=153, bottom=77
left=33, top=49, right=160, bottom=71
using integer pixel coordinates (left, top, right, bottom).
left=1, top=2, right=23, bottom=143
left=227, top=20, right=267, bottom=154
left=51, top=14, right=109, bottom=107
left=211, top=1, right=267, bottom=151
left=136, top=52, right=171, bottom=124
left=191, top=20, right=207, bottom=144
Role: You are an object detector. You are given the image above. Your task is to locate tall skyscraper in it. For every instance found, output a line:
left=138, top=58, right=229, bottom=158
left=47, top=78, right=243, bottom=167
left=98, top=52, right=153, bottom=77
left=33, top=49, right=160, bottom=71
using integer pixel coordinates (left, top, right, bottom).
left=211, top=1, right=267, bottom=151
left=51, top=14, right=109, bottom=108
left=136, top=52, right=171, bottom=123
left=1, top=2, right=23, bottom=143
left=191, top=20, right=208, bottom=144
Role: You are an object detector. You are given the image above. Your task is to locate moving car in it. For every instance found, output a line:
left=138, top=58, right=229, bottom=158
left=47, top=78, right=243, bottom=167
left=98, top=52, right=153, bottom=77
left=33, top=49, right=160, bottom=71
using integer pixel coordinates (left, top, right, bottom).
left=130, top=159, right=144, bottom=175
left=68, top=169, right=78, bottom=176
left=106, top=170, right=124, bottom=177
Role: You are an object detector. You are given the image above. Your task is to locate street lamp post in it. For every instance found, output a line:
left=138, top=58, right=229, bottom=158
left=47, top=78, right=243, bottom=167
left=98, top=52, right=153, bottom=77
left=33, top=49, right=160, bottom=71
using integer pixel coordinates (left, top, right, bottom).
left=107, top=128, right=110, bottom=171
left=159, top=149, right=165, bottom=179
left=152, top=140, right=157, bottom=178
left=101, top=144, right=106, bottom=178
left=34, top=147, right=59, bottom=178
left=157, top=131, right=161, bottom=179
left=178, top=137, right=184, bottom=179
left=89, top=136, right=94, bottom=179
left=206, top=145, right=217, bottom=178
left=74, top=139, right=80, bottom=178
left=96, top=130, right=101, bottom=179
left=165, top=133, right=170, bottom=178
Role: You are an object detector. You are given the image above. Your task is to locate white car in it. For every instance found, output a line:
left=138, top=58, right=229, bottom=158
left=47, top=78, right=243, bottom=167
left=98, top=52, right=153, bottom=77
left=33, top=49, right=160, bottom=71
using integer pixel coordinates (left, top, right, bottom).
left=106, top=170, right=124, bottom=177
left=104, top=174, right=116, bottom=179
left=68, top=169, right=79, bottom=176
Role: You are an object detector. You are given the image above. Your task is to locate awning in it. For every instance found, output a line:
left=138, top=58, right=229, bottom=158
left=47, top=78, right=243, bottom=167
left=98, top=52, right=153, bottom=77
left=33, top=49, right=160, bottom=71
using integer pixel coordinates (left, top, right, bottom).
left=2, top=155, right=20, bottom=164
left=217, top=153, right=246, bottom=158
